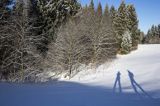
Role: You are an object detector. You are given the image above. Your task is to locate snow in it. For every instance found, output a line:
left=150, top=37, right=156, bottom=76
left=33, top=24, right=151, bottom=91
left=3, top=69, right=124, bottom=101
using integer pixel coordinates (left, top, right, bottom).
left=0, top=44, right=160, bottom=106
left=71, top=44, right=160, bottom=97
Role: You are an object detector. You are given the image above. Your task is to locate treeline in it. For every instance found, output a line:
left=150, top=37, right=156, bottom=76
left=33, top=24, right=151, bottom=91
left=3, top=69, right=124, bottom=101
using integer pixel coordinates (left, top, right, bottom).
left=0, top=0, right=140, bottom=82
left=110, top=1, right=140, bottom=53
left=143, top=24, right=160, bottom=44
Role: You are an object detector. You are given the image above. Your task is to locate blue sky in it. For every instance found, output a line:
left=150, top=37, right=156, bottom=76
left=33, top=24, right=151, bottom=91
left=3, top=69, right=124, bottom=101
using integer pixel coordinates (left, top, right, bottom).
left=79, top=0, right=160, bottom=34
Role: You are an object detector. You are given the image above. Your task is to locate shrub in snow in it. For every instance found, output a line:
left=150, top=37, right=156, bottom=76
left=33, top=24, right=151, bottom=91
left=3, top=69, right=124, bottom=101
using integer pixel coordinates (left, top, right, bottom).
left=121, top=31, right=132, bottom=54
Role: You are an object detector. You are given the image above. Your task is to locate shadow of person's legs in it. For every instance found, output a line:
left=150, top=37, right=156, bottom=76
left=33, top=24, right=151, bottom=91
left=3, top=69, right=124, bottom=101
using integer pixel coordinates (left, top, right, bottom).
left=133, top=79, right=153, bottom=99
left=118, top=76, right=122, bottom=93
left=113, top=78, right=118, bottom=92
left=128, top=70, right=153, bottom=99
left=113, top=71, right=122, bottom=93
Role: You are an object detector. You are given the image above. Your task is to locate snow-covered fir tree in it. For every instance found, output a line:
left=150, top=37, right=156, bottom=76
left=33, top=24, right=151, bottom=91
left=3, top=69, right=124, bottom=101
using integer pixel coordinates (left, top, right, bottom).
left=121, top=31, right=132, bottom=54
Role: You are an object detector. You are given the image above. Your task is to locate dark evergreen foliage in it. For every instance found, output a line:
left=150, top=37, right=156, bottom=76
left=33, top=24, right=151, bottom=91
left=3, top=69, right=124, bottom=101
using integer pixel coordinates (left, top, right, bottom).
left=0, top=0, right=13, bottom=19
left=35, top=0, right=81, bottom=54
left=111, top=1, right=140, bottom=53
left=144, top=24, right=160, bottom=44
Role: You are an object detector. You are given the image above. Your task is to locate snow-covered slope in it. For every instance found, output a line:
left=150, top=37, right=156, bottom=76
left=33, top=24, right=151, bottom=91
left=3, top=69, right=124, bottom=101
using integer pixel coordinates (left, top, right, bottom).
left=0, top=44, right=160, bottom=106
left=71, top=44, right=160, bottom=98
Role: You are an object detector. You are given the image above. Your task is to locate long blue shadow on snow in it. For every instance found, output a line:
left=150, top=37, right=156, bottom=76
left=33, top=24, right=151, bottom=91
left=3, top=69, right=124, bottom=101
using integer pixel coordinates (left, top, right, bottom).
left=128, top=70, right=153, bottom=99
left=0, top=81, right=160, bottom=106
left=113, top=71, right=122, bottom=93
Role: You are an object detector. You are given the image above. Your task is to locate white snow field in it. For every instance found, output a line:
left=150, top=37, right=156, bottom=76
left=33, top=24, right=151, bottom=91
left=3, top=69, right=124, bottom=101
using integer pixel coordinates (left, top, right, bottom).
left=0, top=44, right=160, bottom=106
left=71, top=44, right=160, bottom=97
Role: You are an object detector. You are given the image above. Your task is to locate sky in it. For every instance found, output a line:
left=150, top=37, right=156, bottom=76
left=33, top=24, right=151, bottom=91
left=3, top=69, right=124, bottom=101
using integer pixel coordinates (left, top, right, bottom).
left=79, top=0, right=160, bottom=34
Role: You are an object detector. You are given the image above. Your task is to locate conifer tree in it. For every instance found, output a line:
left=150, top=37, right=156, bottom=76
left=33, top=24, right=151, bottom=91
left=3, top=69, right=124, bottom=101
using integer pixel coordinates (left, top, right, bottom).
left=151, top=25, right=156, bottom=36
left=158, top=24, right=160, bottom=37
left=113, top=1, right=128, bottom=51
left=104, top=4, right=110, bottom=23
left=144, top=24, right=160, bottom=44
left=110, top=5, right=116, bottom=23
left=145, top=29, right=151, bottom=43
left=89, top=0, right=95, bottom=15
left=96, top=2, right=102, bottom=21
left=155, top=26, right=159, bottom=36
left=109, top=5, right=117, bottom=38
left=127, top=4, right=139, bottom=48
left=139, top=31, right=145, bottom=44
left=36, top=0, right=81, bottom=53
left=121, top=30, right=132, bottom=54
left=82, top=1, right=117, bottom=65
left=100, top=5, right=118, bottom=61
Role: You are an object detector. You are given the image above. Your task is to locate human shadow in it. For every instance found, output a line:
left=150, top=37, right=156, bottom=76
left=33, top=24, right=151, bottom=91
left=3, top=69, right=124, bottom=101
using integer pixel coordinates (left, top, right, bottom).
left=128, top=70, right=153, bottom=99
left=113, top=71, right=122, bottom=93
left=0, top=80, right=160, bottom=106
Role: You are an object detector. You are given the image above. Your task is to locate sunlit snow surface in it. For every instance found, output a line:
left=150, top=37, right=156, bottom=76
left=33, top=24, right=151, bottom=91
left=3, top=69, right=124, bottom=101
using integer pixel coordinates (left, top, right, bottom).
left=71, top=44, right=160, bottom=97
left=0, top=44, right=160, bottom=106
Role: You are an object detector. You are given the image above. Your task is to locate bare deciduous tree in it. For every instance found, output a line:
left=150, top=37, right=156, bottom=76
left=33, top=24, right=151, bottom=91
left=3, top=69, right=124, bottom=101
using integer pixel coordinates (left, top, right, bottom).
left=47, top=20, right=86, bottom=77
left=0, top=1, right=42, bottom=82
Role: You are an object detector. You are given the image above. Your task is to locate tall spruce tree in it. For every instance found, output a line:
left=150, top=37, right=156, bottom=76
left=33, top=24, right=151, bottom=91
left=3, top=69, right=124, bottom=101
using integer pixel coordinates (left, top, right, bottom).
left=158, top=24, right=160, bottom=37
left=110, top=5, right=116, bottom=22
left=104, top=4, right=110, bottom=22
left=113, top=1, right=128, bottom=51
left=109, top=5, right=117, bottom=38
left=151, top=25, right=156, bottom=36
left=96, top=2, right=102, bottom=21
left=127, top=4, right=139, bottom=48
left=89, top=0, right=95, bottom=15
left=100, top=4, right=118, bottom=61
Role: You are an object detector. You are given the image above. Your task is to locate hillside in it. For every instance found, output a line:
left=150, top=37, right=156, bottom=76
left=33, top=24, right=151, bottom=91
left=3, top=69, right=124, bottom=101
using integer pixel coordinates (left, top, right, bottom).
left=0, top=44, right=160, bottom=106
left=71, top=44, right=160, bottom=98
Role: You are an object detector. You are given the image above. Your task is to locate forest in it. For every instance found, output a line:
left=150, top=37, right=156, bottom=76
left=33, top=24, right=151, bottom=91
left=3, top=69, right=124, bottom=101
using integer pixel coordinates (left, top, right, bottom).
left=0, top=0, right=143, bottom=82
left=144, top=24, right=160, bottom=44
